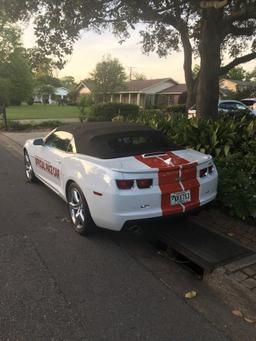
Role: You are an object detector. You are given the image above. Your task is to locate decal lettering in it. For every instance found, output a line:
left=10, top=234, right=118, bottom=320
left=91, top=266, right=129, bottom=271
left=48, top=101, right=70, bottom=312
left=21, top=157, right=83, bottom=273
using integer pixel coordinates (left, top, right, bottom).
left=35, top=157, right=60, bottom=178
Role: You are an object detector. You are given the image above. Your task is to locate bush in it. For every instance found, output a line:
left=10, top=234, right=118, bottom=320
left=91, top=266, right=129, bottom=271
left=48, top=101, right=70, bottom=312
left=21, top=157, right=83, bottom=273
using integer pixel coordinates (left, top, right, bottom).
left=0, top=120, right=63, bottom=131
left=165, top=104, right=186, bottom=114
left=216, top=153, right=256, bottom=220
left=78, top=95, right=94, bottom=122
left=88, top=103, right=139, bottom=122
left=27, top=97, right=34, bottom=105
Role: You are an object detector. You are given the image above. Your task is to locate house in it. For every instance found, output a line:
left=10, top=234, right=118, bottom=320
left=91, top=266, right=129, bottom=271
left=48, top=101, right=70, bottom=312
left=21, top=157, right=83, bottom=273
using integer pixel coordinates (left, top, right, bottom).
left=77, top=80, right=96, bottom=96
left=34, top=86, right=69, bottom=104
left=219, top=79, right=255, bottom=93
left=77, top=78, right=187, bottom=108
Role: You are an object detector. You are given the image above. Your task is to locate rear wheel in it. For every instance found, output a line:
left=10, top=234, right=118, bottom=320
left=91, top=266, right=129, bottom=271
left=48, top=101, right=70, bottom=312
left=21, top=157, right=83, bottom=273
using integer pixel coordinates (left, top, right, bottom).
left=67, top=182, right=96, bottom=235
left=24, top=151, right=37, bottom=183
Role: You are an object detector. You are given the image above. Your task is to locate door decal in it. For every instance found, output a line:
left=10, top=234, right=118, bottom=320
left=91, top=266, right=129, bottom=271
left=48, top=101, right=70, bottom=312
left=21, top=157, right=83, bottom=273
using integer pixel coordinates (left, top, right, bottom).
left=35, top=157, right=60, bottom=178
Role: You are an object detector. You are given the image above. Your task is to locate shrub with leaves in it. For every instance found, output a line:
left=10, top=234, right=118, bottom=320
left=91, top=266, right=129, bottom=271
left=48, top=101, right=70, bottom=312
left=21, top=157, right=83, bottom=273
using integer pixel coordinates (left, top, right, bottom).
left=87, top=103, right=139, bottom=122
left=216, top=153, right=256, bottom=219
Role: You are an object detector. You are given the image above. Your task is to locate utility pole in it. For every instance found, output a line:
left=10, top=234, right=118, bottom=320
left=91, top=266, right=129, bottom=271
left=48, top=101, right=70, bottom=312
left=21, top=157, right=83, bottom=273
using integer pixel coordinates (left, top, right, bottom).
left=128, top=66, right=136, bottom=80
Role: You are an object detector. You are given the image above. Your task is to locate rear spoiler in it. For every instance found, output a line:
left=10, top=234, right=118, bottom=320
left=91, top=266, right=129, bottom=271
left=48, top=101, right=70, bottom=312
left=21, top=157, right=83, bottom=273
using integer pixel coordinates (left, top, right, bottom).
left=111, top=168, right=158, bottom=174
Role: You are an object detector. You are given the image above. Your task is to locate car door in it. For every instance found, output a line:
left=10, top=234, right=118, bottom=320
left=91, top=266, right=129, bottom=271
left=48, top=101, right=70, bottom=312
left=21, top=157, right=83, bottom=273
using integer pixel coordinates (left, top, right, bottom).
left=36, top=130, right=75, bottom=193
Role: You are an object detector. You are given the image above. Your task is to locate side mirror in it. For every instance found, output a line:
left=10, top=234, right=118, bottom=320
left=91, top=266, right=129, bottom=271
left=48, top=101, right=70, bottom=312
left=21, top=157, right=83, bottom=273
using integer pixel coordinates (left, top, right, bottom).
left=33, top=138, right=45, bottom=146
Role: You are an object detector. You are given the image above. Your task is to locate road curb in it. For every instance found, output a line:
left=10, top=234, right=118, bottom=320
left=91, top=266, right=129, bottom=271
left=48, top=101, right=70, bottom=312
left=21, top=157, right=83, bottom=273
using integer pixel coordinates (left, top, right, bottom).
left=224, top=254, right=256, bottom=274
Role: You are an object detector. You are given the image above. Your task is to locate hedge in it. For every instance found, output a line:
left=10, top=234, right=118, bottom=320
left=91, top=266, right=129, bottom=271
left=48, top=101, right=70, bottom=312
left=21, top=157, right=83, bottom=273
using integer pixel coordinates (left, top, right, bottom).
left=80, top=102, right=139, bottom=122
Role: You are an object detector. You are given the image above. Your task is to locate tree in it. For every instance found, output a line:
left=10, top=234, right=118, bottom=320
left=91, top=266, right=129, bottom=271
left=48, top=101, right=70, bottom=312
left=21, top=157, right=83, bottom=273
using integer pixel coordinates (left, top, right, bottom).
left=26, top=48, right=56, bottom=77
left=133, top=72, right=147, bottom=80
left=90, top=56, right=127, bottom=102
left=2, top=1, right=256, bottom=117
left=226, top=66, right=247, bottom=81
left=34, top=84, right=55, bottom=104
left=60, top=76, right=76, bottom=91
left=0, top=15, right=33, bottom=128
left=3, top=48, right=33, bottom=105
left=245, top=67, right=256, bottom=82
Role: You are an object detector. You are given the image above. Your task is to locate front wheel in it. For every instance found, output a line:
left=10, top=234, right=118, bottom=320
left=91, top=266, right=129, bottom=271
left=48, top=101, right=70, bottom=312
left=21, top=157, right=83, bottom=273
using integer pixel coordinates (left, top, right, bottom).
left=24, top=151, right=37, bottom=183
left=67, top=182, right=96, bottom=235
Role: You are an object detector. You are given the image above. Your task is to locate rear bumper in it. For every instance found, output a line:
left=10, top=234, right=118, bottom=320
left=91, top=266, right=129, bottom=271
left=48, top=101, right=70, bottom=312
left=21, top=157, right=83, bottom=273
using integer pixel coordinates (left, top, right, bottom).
left=87, top=172, right=218, bottom=232
left=90, top=191, right=217, bottom=232
left=122, top=203, right=212, bottom=230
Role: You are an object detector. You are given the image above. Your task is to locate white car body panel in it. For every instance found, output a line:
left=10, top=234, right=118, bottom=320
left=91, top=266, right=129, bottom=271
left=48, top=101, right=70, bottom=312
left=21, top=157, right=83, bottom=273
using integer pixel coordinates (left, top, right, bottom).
left=24, top=130, right=218, bottom=231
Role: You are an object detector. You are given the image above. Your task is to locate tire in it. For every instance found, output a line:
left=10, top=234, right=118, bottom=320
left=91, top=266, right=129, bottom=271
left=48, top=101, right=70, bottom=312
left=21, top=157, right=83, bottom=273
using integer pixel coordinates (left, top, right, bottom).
left=67, top=182, right=96, bottom=235
left=24, top=151, right=37, bottom=183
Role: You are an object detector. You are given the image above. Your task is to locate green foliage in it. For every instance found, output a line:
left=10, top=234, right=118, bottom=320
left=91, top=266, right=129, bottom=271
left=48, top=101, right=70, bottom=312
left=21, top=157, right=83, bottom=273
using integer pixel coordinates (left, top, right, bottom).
left=127, top=111, right=256, bottom=220
left=0, top=18, right=33, bottom=107
left=60, top=76, right=76, bottom=91
left=5, top=49, right=33, bottom=105
left=34, top=84, right=55, bottom=104
left=216, top=154, right=256, bottom=220
left=166, top=104, right=187, bottom=114
left=90, top=56, right=127, bottom=101
left=0, top=119, right=62, bottom=131
left=226, top=66, right=247, bottom=81
left=0, top=16, right=21, bottom=63
left=82, top=103, right=139, bottom=122
left=78, top=95, right=94, bottom=121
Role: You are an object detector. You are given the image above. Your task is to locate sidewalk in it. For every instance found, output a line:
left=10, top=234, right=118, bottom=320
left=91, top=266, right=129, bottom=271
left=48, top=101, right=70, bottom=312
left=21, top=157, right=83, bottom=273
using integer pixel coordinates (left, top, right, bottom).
left=191, top=209, right=256, bottom=321
left=10, top=118, right=79, bottom=124
left=1, top=131, right=51, bottom=147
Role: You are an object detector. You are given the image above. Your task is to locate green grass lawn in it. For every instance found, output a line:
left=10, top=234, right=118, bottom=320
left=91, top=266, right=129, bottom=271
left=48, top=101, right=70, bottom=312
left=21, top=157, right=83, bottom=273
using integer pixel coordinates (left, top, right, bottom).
left=7, top=104, right=80, bottom=120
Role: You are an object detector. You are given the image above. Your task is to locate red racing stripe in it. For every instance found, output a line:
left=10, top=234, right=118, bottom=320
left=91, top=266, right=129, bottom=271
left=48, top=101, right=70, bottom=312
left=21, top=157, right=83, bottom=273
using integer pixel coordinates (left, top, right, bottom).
left=135, top=152, right=200, bottom=216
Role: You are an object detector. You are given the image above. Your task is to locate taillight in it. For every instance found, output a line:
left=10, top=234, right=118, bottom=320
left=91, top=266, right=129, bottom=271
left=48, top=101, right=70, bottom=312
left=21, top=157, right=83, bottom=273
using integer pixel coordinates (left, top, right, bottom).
left=136, top=179, right=153, bottom=189
left=200, top=168, right=208, bottom=178
left=116, top=179, right=134, bottom=190
left=208, top=165, right=214, bottom=174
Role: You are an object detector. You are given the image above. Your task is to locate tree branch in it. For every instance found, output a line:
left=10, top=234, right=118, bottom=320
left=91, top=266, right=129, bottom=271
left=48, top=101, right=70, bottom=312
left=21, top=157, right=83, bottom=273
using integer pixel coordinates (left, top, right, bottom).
left=219, top=52, right=256, bottom=75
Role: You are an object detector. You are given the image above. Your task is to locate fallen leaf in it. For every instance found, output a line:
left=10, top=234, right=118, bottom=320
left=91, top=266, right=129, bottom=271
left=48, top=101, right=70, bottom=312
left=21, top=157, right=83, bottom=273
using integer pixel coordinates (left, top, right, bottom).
left=184, top=290, right=197, bottom=299
left=244, top=317, right=255, bottom=324
left=232, top=309, right=243, bottom=318
left=227, top=232, right=234, bottom=237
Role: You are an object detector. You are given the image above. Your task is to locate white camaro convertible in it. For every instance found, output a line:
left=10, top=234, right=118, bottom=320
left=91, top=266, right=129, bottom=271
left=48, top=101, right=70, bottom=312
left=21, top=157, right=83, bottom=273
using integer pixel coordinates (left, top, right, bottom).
left=24, top=122, right=218, bottom=235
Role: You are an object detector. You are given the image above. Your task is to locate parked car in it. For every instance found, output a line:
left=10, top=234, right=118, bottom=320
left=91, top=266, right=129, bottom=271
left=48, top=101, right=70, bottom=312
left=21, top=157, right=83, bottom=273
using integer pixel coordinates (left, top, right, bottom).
left=240, top=98, right=256, bottom=111
left=24, top=122, right=218, bottom=235
left=188, top=100, right=256, bottom=117
left=218, top=100, right=256, bottom=115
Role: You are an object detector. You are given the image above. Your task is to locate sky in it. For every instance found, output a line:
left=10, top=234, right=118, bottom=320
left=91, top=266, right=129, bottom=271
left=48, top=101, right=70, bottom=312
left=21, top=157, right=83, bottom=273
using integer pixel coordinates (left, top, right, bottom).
left=22, top=23, right=255, bottom=83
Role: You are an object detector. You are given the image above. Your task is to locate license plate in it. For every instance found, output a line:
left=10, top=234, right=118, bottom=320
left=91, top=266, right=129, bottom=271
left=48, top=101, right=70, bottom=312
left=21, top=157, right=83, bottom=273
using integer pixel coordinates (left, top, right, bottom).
left=171, top=190, right=191, bottom=206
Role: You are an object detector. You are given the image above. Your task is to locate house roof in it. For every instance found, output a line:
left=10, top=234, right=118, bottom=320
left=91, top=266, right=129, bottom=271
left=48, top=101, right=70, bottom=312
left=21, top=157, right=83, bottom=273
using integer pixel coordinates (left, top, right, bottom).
left=78, top=79, right=96, bottom=91
left=78, top=77, right=181, bottom=94
left=157, top=84, right=187, bottom=94
left=121, top=78, right=177, bottom=92
left=220, top=79, right=256, bottom=87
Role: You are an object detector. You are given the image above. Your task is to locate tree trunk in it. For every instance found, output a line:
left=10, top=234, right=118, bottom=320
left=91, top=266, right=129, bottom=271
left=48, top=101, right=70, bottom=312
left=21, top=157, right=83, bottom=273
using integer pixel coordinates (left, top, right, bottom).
left=197, top=8, right=222, bottom=118
left=0, top=105, right=8, bottom=131
left=179, top=29, right=195, bottom=110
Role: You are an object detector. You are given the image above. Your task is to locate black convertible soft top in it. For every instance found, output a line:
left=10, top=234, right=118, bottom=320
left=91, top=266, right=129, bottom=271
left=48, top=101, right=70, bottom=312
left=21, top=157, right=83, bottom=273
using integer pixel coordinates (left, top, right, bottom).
left=56, top=122, right=179, bottom=159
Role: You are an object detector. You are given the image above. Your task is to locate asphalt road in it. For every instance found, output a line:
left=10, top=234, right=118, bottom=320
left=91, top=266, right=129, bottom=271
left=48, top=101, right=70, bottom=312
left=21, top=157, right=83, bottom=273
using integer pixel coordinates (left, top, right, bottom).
left=0, top=133, right=254, bottom=341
